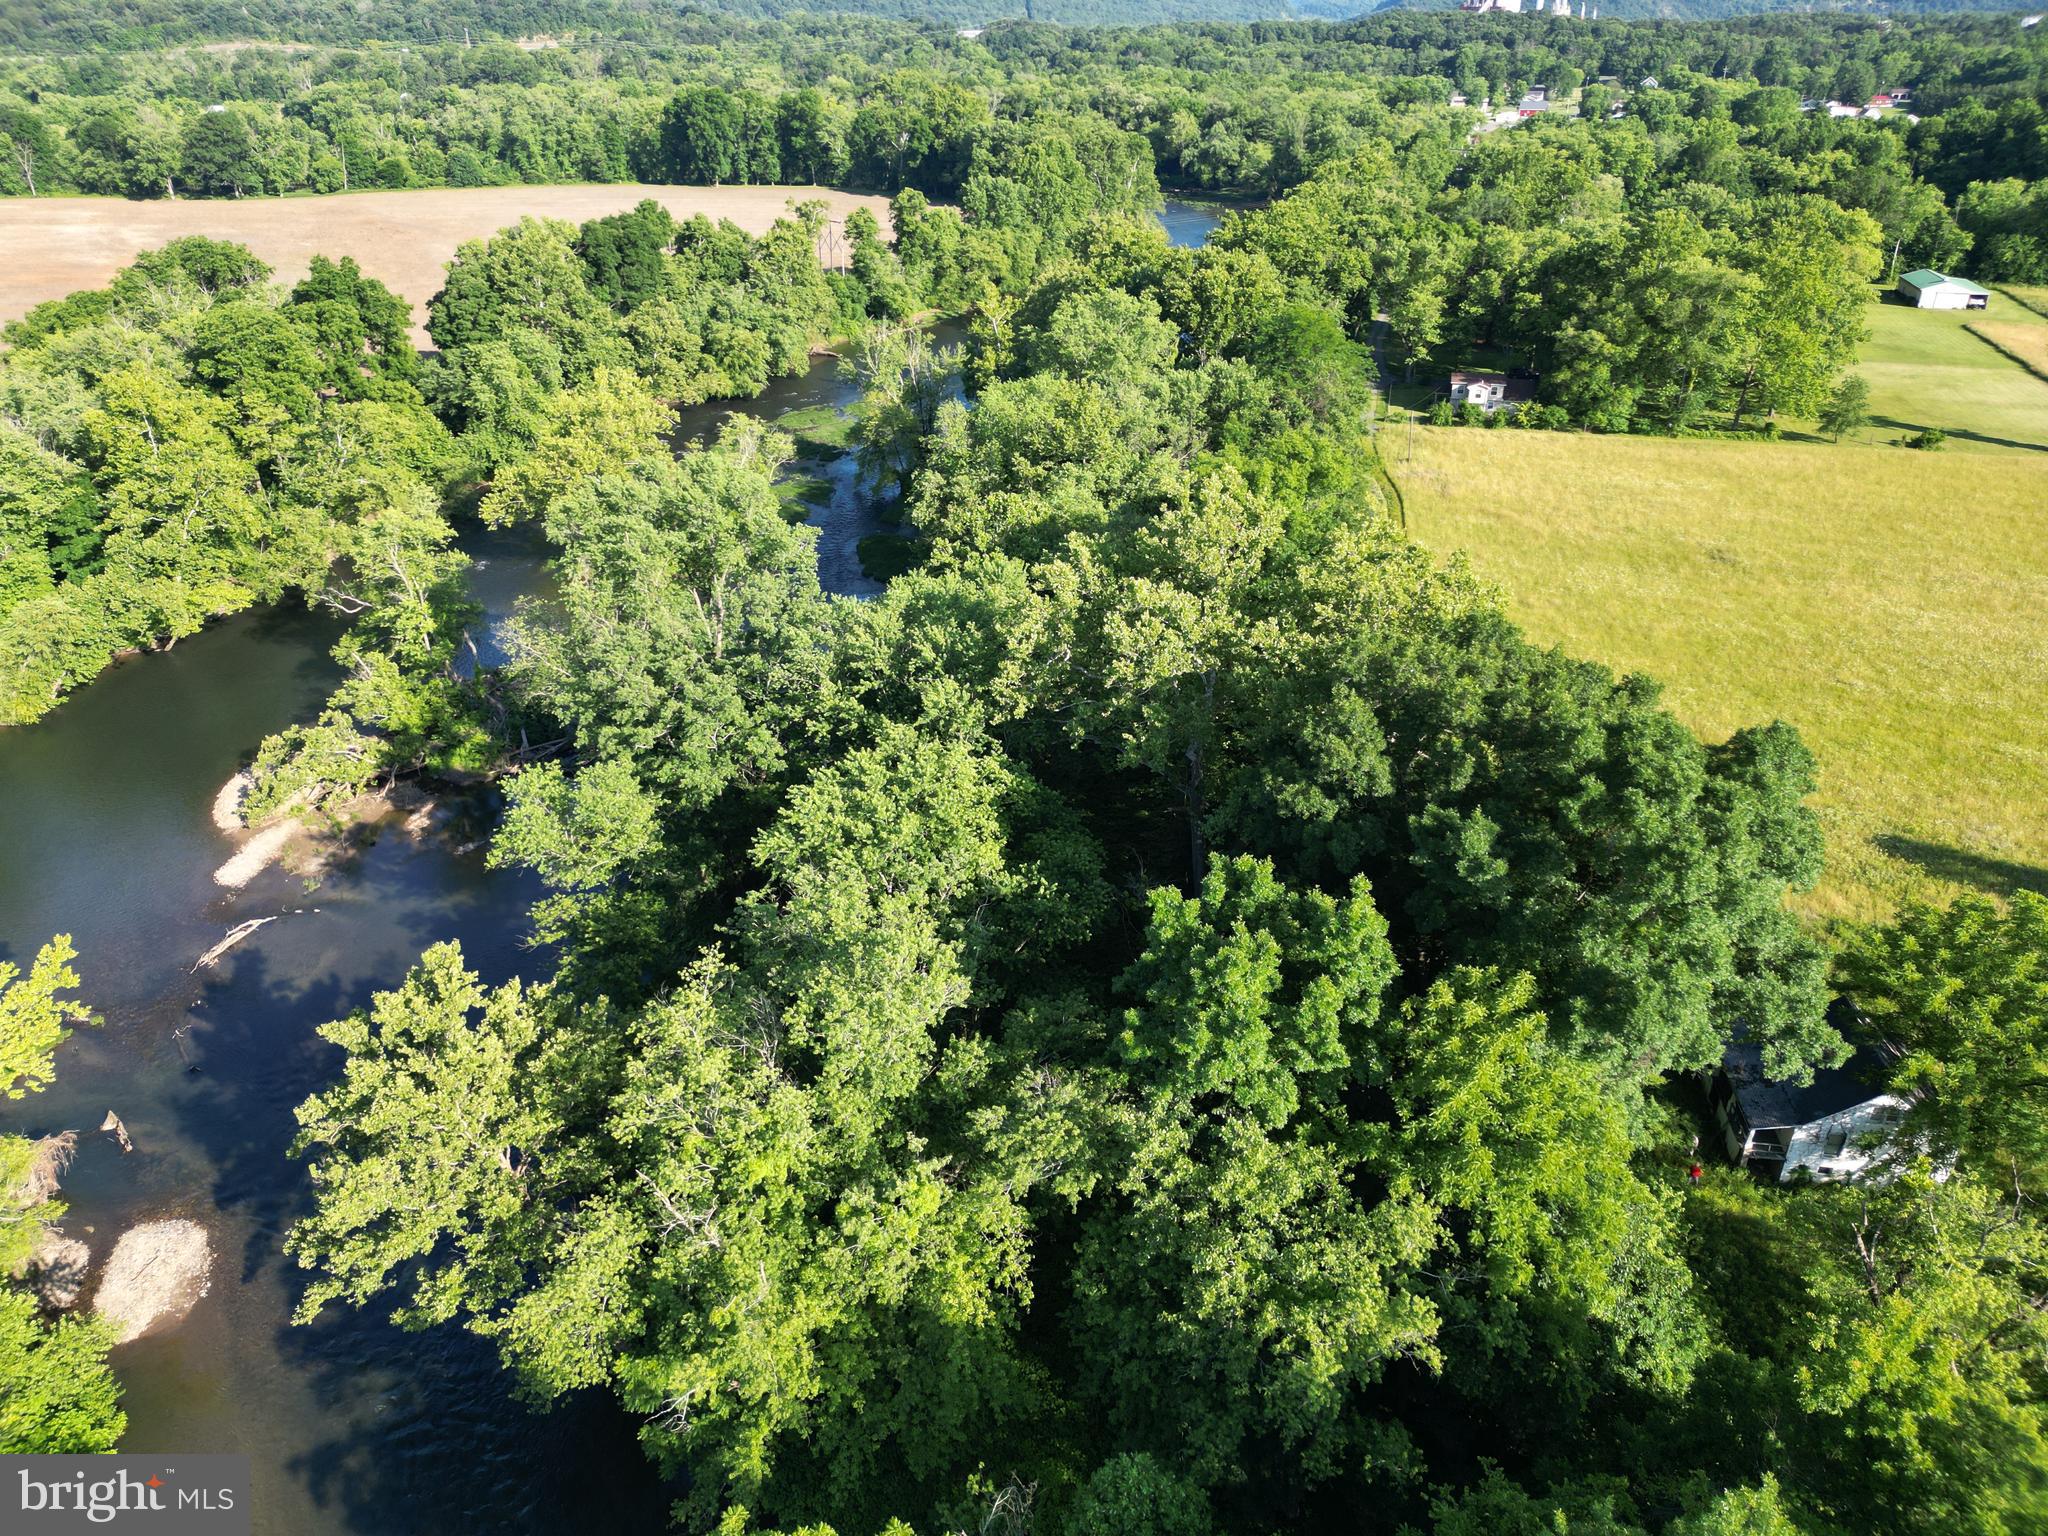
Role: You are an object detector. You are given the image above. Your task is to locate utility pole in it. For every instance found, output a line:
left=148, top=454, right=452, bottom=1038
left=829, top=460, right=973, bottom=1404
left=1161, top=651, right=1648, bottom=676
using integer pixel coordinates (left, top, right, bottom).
left=1887, top=235, right=1902, bottom=285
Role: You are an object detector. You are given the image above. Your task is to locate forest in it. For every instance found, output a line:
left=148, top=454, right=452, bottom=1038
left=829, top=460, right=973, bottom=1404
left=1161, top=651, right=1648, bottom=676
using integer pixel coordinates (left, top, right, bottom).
left=0, top=5, right=2046, bottom=1536
left=0, top=0, right=2038, bottom=48
left=0, top=9, right=2044, bottom=280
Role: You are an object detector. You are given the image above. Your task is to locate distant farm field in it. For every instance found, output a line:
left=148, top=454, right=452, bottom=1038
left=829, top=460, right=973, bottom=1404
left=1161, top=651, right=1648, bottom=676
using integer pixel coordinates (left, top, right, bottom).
left=1855, top=297, right=2048, bottom=453
left=1397, top=428, right=2048, bottom=922
left=0, top=184, right=893, bottom=342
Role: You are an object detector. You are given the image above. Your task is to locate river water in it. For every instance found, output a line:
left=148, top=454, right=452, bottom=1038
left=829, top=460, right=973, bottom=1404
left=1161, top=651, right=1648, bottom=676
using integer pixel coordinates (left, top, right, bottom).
left=0, top=207, right=1214, bottom=1535
left=1158, top=198, right=1226, bottom=248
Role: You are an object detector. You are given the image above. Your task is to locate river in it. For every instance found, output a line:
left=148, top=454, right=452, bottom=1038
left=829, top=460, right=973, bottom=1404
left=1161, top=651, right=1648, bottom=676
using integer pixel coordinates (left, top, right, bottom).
left=0, top=208, right=1215, bottom=1535
left=1158, top=198, right=1226, bottom=248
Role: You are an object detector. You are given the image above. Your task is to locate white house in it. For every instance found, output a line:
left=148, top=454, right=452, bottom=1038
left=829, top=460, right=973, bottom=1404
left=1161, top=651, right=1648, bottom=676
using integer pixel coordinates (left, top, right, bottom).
left=1449, top=370, right=1536, bottom=412
left=1711, top=1037, right=1914, bottom=1183
left=1897, top=269, right=1991, bottom=310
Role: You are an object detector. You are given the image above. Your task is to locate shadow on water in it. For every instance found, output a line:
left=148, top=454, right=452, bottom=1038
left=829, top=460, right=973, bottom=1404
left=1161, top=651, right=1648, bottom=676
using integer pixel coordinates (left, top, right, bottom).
left=282, top=1349, right=677, bottom=1536
left=1873, top=835, right=2048, bottom=900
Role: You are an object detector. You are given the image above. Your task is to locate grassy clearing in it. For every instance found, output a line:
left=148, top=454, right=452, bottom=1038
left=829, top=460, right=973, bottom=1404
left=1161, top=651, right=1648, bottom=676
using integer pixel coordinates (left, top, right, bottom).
left=1852, top=298, right=2048, bottom=454
left=1396, top=427, right=2048, bottom=922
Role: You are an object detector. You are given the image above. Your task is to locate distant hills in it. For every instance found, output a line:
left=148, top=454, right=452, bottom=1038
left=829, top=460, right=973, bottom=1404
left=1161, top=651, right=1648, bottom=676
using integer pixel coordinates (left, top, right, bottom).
left=0, top=0, right=2038, bottom=52
left=1363, top=0, right=2038, bottom=20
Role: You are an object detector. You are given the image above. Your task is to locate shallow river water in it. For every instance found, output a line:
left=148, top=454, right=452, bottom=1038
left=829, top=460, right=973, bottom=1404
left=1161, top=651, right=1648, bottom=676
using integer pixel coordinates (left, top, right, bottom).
left=0, top=202, right=1216, bottom=1535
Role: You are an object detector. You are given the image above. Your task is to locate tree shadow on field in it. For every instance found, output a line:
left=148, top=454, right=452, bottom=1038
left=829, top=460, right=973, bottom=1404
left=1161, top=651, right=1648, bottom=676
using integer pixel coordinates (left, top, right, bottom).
left=1874, top=835, right=2048, bottom=900
left=1868, top=414, right=2048, bottom=453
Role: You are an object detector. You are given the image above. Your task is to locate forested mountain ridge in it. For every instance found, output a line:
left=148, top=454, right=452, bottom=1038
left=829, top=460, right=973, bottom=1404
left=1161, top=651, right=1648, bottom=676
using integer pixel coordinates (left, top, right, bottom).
left=0, top=0, right=2039, bottom=54
left=1375, top=0, right=2038, bottom=17
left=4, top=0, right=1341, bottom=50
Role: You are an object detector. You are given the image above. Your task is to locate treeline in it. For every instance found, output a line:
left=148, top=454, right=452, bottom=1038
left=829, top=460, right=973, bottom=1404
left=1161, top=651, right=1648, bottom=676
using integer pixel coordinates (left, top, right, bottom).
left=1176, top=102, right=1894, bottom=429
left=0, top=240, right=478, bottom=727
left=1, top=9, right=2043, bottom=274
left=0, top=0, right=2033, bottom=55
left=274, top=155, right=2048, bottom=1536
left=0, top=0, right=1340, bottom=53
left=988, top=7, right=2048, bottom=113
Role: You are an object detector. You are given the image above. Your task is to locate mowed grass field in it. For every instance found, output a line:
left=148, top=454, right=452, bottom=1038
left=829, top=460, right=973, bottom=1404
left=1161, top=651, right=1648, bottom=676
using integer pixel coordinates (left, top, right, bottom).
left=1853, top=296, right=2048, bottom=452
left=1398, top=428, right=2048, bottom=922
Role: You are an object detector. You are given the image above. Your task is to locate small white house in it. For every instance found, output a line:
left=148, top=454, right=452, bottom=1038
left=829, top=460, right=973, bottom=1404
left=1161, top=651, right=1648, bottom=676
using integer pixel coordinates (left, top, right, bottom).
left=1449, top=370, right=1536, bottom=412
left=1897, top=269, right=1991, bottom=310
left=1711, top=1037, right=1912, bottom=1183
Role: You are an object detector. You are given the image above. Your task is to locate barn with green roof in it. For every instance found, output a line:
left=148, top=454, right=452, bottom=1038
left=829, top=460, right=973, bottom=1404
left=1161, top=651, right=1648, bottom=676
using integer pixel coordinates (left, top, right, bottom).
left=1897, top=269, right=1990, bottom=310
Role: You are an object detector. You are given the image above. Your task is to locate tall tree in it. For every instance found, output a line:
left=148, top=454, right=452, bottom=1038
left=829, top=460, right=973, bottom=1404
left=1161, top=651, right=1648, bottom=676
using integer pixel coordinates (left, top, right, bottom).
left=1838, top=892, right=2048, bottom=1185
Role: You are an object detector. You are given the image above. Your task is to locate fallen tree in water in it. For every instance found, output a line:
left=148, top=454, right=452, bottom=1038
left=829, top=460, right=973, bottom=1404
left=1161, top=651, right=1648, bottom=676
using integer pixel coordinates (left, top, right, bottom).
left=191, top=916, right=277, bottom=970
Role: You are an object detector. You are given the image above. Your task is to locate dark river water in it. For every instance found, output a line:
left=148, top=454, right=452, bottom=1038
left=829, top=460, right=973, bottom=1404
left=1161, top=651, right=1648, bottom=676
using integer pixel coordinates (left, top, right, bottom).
left=0, top=220, right=1213, bottom=1535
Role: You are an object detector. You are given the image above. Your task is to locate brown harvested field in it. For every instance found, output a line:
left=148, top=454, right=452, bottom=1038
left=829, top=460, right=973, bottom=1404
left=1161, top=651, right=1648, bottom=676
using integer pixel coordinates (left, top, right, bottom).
left=0, top=184, right=895, bottom=342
